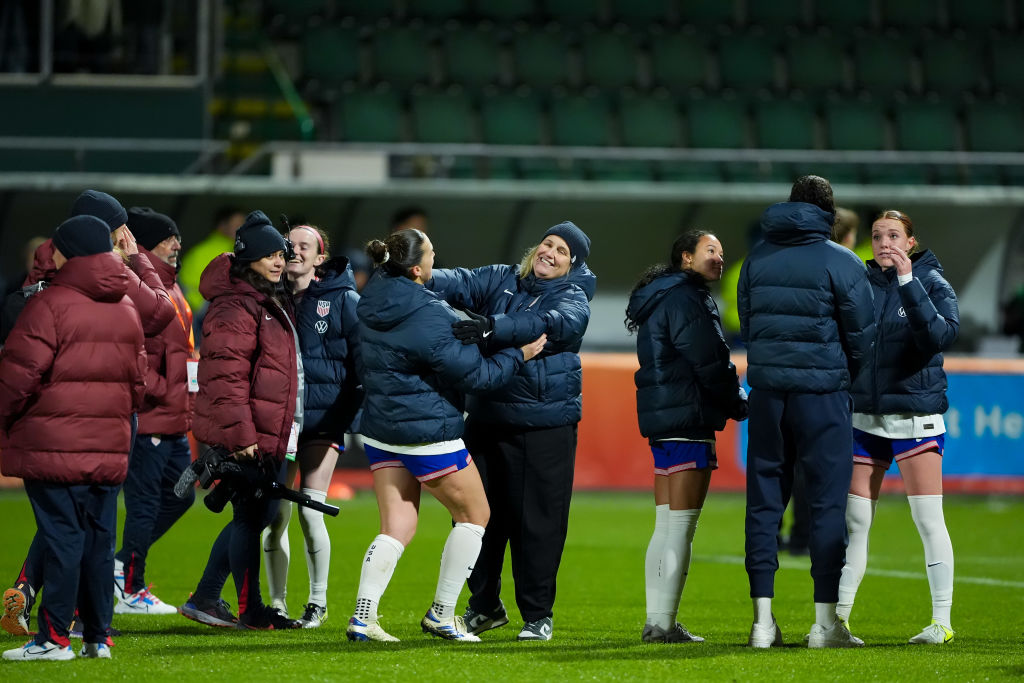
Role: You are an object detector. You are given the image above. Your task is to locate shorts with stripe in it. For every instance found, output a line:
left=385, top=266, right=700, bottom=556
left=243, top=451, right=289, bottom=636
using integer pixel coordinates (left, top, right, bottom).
left=852, top=429, right=945, bottom=468
left=364, top=443, right=472, bottom=483
left=651, top=440, right=717, bottom=476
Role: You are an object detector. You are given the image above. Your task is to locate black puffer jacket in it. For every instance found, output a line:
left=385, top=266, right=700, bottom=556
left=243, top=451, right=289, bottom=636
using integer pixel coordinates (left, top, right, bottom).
left=852, top=250, right=959, bottom=415
left=627, top=270, right=747, bottom=442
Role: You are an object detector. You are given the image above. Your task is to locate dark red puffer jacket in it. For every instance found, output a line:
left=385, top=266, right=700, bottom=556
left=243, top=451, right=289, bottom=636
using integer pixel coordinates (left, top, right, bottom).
left=0, top=252, right=147, bottom=485
left=137, top=247, right=194, bottom=435
left=192, top=254, right=298, bottom=460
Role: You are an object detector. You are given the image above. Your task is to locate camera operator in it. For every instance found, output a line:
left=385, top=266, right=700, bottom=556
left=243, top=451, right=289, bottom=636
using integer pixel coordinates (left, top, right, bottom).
left=178, top=211, right=302, bottom=631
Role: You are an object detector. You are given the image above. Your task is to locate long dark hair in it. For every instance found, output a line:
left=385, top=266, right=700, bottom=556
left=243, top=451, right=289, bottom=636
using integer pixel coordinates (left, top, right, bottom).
left=624, top=230, right=711, bottom=334
left=229, top=256, right=287, bottom=306
left=366, top=228, right=428, bottom=280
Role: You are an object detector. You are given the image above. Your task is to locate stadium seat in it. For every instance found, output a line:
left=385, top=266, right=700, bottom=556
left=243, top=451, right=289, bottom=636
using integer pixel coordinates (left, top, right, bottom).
left=513, top=30, right=571, bottom=88
left=336, top=0, right=395, bottom=21
left=754, top=99, right=817, bottom=149
left=725, top=161, right=792, bottom=182
left=786, top=35, right=848, bottom=92
left=991, top=39, right=1024, bottom=94
left=370, top=28, right=433, bottom=87
left=442, top=28, right=503, bottom=88
left=679, top=0, right=736, bottom=28
left=550, top=95, right=615, bottom=146
left=518, top=158, right=585, bottom=180
left=863, top=164, right=931, bottom=185
left=895, top=101, right=959, bottom=151
left=812, top=1, right=874, bottom=30
left=853, top=36, right=914, bottom=94
left=658, top=160, right=724, bottom=182
left=480, top=93, right=545, bottom=144
left=543, top=0, right=602, bottom=24
left=687, top=97, right=748, bottom=148
left=411, top=91, right=477, bottom=143
left=946, top=0, right=1010, bottom=32
left=265, top=0, right=330, bottom=26
left=609, top=0, right=673, bottom=27
left=334, top=90, right=404, bottom=142
left=718, top=34, right=778, bottom=91
left=824, top=99, right=888, bottom=149
left=484, top=157, right=519, bottom=179
left=587, top=160, right=655, bottom=180
left=619, top=94, right=683, bottom=147
left=580, top=31, right=639, bottom=89
left=789, top=162, right=862, bottom=185
left=965, top=101, right=1024, bottom=152
left=880, top=0, right=939, bottom=30
left=301, top=25, right=360, bottom=87
left=649, top=33, right=709, bottom=91
left=921, top=38, right=984, bottom=95
left=475, top=0, right=535, bottom=23
left=746, top=0, right=807, bottom=29
left=407, top=0, right=471, bottom=21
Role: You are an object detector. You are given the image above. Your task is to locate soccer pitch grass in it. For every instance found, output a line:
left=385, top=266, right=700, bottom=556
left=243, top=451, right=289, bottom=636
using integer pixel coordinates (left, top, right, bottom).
left=0, top=489, right=1021, bottom=681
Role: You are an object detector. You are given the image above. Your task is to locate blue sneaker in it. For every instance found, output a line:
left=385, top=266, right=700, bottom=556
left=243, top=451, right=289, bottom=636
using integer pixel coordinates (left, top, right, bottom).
left=178, top=594, right=237, bottom=628
left=420, top=608, right=480, bottom=642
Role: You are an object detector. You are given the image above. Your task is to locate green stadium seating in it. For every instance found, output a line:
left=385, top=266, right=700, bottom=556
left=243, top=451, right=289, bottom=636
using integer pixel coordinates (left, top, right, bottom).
left=754, top=99, right=817, bottom=149
left=411, top=92, right=477, bottom=143
left=786, top=35, right=848, bottom=92
left=476, top=0, right=535, bottom=22
left=442, top=28, right=503, bottom=87
left=718, top=35, right=778, bottom=91
left=513, top=30, right=570, bottom=88
left=895, top=102, right=959, bottom=151
left=619, top=95, right=682, bottom=147
left=658, top=161, right=724, bottom=182
left=880, top=0, right=939, bottom=30
left=480, top=94, right=545, bottom=144
left=863, top=165, right=931, bottom=185
left=580, top=31, right=638, bottom=89
left=588, top=160, right=655, bottom=180
left=543, top=0, right=601, bottom=24
left=921, top=38, right=984, bottom=94
left=518, top=158, right=585, bottom=180
left=336, top=0, right=395, bottom=20
left=649, top=34, right=709, bottom=90
left=946, top=0, right=1009, bottom=31
left=991, top=39, right=1024, bottom=93
left=550, top=95, right=615, bottom=145
left=725, top=161, right=792, bottom=182
left=409, top=0, right=471, bottom=21
left=853, top=36, right=914, bottom=94
left=334, top=90, right=404, bottom=141
left=485, top=157, right=519, bottom=179
left=609, top=0, right=672, bottom=27
left=966, top=101, right=1024, bottom=151
left=825, top=99, right=887, bottom=149
left=301, top=25, right=360, bottom=86
left=679, top=0, right=736, bottom=27
left=746, top=0, right=807, bottom=28
left=687, top=97, right=748, bottom=148
left=371, top=28, right=432, bottom=86
left=812, top=2, right=874, bottom=30
left=788, top=162, right=862, bottom=185
left=265, top=0, right=331, bottom=24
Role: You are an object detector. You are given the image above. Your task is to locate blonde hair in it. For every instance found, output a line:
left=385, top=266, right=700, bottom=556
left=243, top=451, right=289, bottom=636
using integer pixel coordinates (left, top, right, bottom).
left=519, top=244, right=540, bottom=279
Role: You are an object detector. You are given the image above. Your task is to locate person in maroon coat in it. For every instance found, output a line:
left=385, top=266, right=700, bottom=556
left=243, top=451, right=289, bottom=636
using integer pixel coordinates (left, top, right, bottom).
left=178, top=210, right=302, bottom=631
left=0, top=215, right=146, bottom=661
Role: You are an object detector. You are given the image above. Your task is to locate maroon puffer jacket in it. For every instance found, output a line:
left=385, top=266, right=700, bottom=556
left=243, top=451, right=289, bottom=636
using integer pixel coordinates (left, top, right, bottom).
left=137, top=247, right=194, bottom=435
left=0, top=252, right=147, bottom=485
left=193, top=254, right=298, bottom=460
left=22, top=239, right=57, bottom=286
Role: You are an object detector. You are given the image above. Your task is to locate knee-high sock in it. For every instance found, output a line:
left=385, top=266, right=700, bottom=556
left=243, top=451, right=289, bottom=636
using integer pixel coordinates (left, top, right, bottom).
left=837, top=494, right=876, bottom=621
left=908, top=495, right=954, bottom=628
left=354, top=534, right=404, bottom=623
left=644, top=504, right=669, bottom=626
left=647, top=507, right=700, bottom=630
left=432, top=522, right=485, bottom=621
left=297, top=488, right=330, bottom=607
left=261, top=502, right=292, bottom=608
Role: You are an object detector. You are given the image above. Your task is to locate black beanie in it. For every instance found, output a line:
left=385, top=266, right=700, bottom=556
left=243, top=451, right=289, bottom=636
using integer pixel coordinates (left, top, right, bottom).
left=70, top=190, right=128, bottom=232
left=233, top=210, right=288, bottom=262
left=543, top=221, right=591, bottom=264
left=128, top=207, right=180, bottom=251
left=52, top=215, right=114, bottom=259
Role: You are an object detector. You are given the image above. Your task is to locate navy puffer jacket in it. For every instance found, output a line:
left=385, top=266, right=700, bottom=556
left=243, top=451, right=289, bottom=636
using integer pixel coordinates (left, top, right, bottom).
left=852, top=250, right=958, bottom=415
left=738, top=202, right=875, bottom=393
left=357, top=270, right=524, bottom=445
left=295, top=257, right=362, bottom=440
left=427, top=262, right=595, bottom=428
left=627, top=270, right=747, bottom=442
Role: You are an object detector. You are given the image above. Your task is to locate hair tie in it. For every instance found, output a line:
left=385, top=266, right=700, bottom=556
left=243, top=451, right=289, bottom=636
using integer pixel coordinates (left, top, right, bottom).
left=295, top=225, right=324, bottom=254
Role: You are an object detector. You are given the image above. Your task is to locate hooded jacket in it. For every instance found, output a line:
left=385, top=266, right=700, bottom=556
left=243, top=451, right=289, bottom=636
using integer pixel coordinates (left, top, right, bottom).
left=192, top=254, right=299, bottom=459
left=739, top=202, right=875, bottom=393
left=0, top=252, right=146, bottom=484
left=627, top=270, right=747, bottom=442
left=852, top=250, right=959, bottom=415
left=427, top=261, right=595, bottom=428
left=294, top=257, right=362, bottom=440
left=357, top=270, right=524, bottom=445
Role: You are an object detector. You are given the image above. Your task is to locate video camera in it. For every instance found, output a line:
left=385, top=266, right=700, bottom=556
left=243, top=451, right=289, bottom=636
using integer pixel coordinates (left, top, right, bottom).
left=174, top=445, right=339, bottom=517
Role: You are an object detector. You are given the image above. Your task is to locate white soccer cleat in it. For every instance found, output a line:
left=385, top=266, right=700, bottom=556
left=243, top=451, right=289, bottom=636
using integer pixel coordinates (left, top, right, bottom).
left=642, top=622, right=705, bottom=643
left=807, top=620, right=864, bottom=648
left=748, top=618, right=783, bottom=648
left=421, top=608, right=481, bottom=642
left=114, top=586, right=178, bottom=615
left=2, top=641, right=75, bottom=661
left=346, top=616, right=399, bottom=642
left=80, top=642, right=112, bottom=659
left=908, top=621, right=954, bottom=645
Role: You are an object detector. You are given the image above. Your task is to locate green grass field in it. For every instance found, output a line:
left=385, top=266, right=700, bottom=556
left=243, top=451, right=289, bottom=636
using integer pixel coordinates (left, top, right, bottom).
left=0, top=488, right=1021, bottom=681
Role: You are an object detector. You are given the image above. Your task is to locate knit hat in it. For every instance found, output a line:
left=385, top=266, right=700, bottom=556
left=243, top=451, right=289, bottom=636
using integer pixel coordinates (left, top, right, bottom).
left=233, top=210, right=290, bottom=262
left=52, top=215, right=114, bottom=259
left=70, top=190, right=128, bottom=232
left=128, top=207, right=180, bottom=251
left=543, top=221, right=591, bottom=264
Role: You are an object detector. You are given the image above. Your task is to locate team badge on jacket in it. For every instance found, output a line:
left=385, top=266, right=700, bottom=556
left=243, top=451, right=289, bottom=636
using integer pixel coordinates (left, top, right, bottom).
left=315, top=320, right=328, bottom=334
left=317, top=300, right=330, bottom=317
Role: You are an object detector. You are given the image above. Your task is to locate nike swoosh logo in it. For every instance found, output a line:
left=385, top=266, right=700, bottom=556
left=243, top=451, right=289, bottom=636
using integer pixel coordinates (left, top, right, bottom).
left=503, top=289, right=514, bottom=295
left=927, top=562, right=941, bottom=567
left=265, top=314, right=273, bottom=320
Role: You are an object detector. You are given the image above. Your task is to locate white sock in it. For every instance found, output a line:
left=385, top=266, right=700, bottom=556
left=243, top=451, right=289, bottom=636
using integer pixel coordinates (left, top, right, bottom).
left=644, top=504, right=669, bottom=627
left=262, top=502, right=292, bottom=607
left=908, top=495, right=954, bottom=628
left=297, top=488, right=330, bottom=607
left=432, top=522, right=485, bottom=621
left=837, top=494, right=876, bottom=621
left=667, top=509, right=700, bottom=624
left=753, top=597, right=773, bottom=626
left=815, top=602, right=838, bottom=628
left=354, top=534, right=404, bottom=623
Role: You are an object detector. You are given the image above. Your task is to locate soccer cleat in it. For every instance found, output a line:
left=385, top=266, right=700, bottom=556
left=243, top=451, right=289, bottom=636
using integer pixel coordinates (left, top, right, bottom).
left=908, top=621, right=955, bottom=645
left=421, top=608, right=481, bottom=642
left=2, top=640, right=75, bottom=661
left=298, top=603, right=327, bottom=629
left=807, top=620, right=865, bottom=648
left=114, top=586, right=178, bottom=615
left=642, top=622, right=705, bottom=643
left=463, top=601, right=509, bottom=635
left=748, top=618, right=783, bottom=648
left=517, top=617, right=553, bottom=641
left=178, top=595, right=238, bottom=628
left=346, top=616, right=400, bottom=642
left=270, top=598, right=289, bottom=618
left=1, top=582, right=34, bottom=637
left=79, top=642, right=112, bottom=659
left=235, top=606, right=301, bottom=630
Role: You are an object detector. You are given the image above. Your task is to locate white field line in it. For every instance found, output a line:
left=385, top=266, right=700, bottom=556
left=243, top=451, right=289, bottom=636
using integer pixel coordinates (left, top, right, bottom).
left=696, top=554, right=1024, bottom=589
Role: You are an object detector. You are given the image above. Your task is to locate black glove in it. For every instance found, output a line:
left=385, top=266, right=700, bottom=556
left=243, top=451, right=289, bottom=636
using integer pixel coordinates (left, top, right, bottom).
left=452, top=310, right=494, bottom=345
left=732, top=386, right=750, bottom=422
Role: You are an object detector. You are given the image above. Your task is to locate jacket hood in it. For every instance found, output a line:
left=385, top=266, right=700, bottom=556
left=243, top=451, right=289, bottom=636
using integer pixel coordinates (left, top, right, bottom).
left=760, top=202, right=835, bottom=246
left=358, top=269, right=438, bottom=332
left=24, top=239, right=58, bottom=286
left=306, top=256, right=357, bottom=296
left=522, top=262, right=597, bottom=302
left=141, top=246, right=177, bottom=287
left=866, top=248, right=943, bottom=281
left=627, top=270, right=700, bottom=326
left=51, top=252, right=130, bottom=303
left=199, top=252, right=265, bottom=302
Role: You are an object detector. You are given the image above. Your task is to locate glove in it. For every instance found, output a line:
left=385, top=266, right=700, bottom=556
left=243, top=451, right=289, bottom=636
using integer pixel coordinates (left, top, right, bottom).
left=452, top=309, right=494, bottom=345
left=732, top=386, right=749, bottom=422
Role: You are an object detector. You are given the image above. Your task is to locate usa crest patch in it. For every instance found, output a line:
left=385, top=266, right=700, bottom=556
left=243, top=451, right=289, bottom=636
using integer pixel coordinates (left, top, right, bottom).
left=317, top=300, right=330, bottom=317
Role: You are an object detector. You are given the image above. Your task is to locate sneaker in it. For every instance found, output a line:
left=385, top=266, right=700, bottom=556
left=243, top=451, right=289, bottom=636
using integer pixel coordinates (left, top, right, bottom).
left=2, top=640, right=75, bottom=661
left=807, top=620, right=865, bottom=648
left=748, top=618, right=783, bottom=649
left=642, top=622, right=704, bottom=643
left=517, top=617, right=553, bottom=641
left=270, top=599, right=289, bottom=618
left=463, top=601, right=509, bottom=635
left=298, top=603, right=327, bottom=629
left=346, top=616, right=399, bottom=642
left=236, top=606, right=301, bottom=630
left=115, top=586, right=178, bottom=615
left=79, top=642, right=111, bottom=659
left=908, top=621, right=955, bottom=645
left=1, top=583, right=33, bottom=637
left=113, top=559, right=125, bottom=601
left=421, top=608, right=481, bottom=642
left=178, top=595, right=238, bottom=628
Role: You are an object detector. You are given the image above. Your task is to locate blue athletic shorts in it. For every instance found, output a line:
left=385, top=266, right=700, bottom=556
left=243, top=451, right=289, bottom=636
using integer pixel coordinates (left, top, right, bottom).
left=852, top=429, right=945, bottom=468
left=651, top=441, right=717, bottom=476
left=364, top=444, right=473, bottom=483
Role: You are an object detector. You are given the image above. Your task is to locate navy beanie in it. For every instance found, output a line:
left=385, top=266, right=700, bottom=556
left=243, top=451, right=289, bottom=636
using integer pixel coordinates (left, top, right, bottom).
left=70, top=190, right=128, bottom=232
left=234, top=210, right=288, bottom=262
left=52, top=215, right=114, bottom=259
left=544, top=221, right=591, bottom=264
left=128, top=207, right=180, bottom=251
